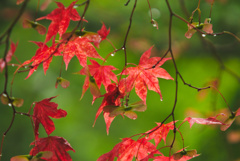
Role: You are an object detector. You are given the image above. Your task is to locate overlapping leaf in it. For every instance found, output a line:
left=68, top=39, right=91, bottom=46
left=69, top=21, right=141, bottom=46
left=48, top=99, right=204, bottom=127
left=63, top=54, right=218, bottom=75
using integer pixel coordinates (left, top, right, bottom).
left=97, top=138, right=159, bottom=161
left=221, top=107, right=240, bottom=131
left=32, top=96, right=67, bottom=139
left=22, top=19, right=46, bottom=35
left=103, top=101, right=147, bottom=120
left=22, top=41, right=60, bottom=79
left=97, top=22, right=110, bottom=41
left=185, top=18, right=213, bottom=39
left=59, top=37, right=104, bottom=69
left=93, top=83, right=124, bottom=134
left=122, top=46, right=173, bottom=104
left=145, top=121, right=175, bottom=146
left=79, top=59, right=118, bottom=98
left=37, top=1, right=85, bottom=43
left=30, top=136, right=74, bottom=161
left=62, top=23, right=110, bottom=48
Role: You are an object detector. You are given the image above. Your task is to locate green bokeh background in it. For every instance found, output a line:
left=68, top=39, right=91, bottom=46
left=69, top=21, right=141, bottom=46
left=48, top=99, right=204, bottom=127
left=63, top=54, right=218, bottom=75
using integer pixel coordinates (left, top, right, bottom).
left=0, top=0, right=240, bottom=160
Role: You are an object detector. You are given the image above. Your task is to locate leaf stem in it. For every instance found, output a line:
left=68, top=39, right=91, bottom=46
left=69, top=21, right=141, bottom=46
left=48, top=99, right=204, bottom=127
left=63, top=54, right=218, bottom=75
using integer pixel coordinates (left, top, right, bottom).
left=210, top=85, right=234, bottom=116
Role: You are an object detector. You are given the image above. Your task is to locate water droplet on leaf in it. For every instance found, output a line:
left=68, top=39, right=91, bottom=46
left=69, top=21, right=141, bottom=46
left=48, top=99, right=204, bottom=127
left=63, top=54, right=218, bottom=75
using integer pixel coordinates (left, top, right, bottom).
left=111, top=53, right=115, bottom=56
left=8, top=103, right=12, bottom=107
left=213, top=34, right=217, bottom=37
left=202, top=34, right=206, bottom=37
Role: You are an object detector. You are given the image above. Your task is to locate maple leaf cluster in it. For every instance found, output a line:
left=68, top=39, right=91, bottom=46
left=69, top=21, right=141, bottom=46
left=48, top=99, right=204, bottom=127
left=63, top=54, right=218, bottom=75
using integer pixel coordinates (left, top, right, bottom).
left=22, top=1, right=107, bottom=79
left=6, top=0, right=239, bottom=161
left=14, top=1, right=174, bottom=159
left=87, top=47, right=173, bottom=134
left=20, top=0, right=173, bottom=135
left=98, top=121, right=199, bottom=161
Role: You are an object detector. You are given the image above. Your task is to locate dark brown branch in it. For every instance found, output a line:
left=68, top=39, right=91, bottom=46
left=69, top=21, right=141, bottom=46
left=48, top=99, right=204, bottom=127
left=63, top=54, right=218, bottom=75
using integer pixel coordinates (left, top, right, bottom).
left=0, top=97, right=16, bottom=161
left=0, top=0, right=29, bottom=42
left=122, top=0, right=137, bottom=66
left=124, top=0, right=131, bottom=6
left=179, top=73, right=211, bottom=91
left=0, top=1, right=29, bottom=160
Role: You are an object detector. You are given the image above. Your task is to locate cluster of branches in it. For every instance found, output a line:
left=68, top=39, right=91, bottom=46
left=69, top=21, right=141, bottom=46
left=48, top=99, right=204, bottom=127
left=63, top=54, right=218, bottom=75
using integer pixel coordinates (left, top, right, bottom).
left=0, top=0, right=239, bottom=161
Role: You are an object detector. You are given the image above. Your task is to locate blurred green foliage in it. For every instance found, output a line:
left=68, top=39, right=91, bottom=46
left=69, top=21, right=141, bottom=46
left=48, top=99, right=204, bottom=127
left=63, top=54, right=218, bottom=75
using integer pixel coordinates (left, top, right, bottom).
left=0, top=0, right=239, bottom=160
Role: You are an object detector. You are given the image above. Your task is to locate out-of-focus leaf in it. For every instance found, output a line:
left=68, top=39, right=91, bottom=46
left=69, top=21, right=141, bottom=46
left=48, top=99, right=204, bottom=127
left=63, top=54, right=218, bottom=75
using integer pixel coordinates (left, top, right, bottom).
left=184, top=113, right=225, bottom=128
left=16, top=0, right=25, bottom=5
left=22, top=19, right=46, bottom=35
left=12, top=97, right=24, bottom=107
left=221, top=107, right=240, bottom=131
left=55, top=77, right=70, bottom=88
left=11, top=156, right=30, bottom=161
left=1, top=93, right=9, bottom=105
left=1, top=93, right=24, bottom=107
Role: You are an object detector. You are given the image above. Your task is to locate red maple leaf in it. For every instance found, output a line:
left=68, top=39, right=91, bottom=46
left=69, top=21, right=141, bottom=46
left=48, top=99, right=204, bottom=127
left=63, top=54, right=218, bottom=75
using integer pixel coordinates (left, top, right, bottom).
left=22, top=41, right=60, bottom=79
left=145, top=121, right=175, bottom=146
left=97, top=138, right=159, bottom=161
left=30, top=136, right=75, bottom=161
left=37, top=1, right=85, bottom=43
left=59, top=37, right=104, bottom=69
left=184, top=113, right=225, bottom=128
left=32, top=96, right=67, bottom=139
left=0, top=41, right=18, bottom=72
left=22, top=19, right=46, bottom=35
left=93, top=83, right=124, bottom=134
left=97, top=22, right=110, bottom=41
left=123, top=46, right=173, bottom=104
left=62, top=23, right=110, bottom=48
left=82, top=23, right=110, bottom=48
left=79, top=59, right=118, bottom=98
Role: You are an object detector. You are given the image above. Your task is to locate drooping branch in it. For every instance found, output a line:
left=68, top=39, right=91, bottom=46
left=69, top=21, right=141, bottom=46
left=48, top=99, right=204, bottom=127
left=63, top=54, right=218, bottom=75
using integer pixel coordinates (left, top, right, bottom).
left=0, top=1, right=30, bottom=160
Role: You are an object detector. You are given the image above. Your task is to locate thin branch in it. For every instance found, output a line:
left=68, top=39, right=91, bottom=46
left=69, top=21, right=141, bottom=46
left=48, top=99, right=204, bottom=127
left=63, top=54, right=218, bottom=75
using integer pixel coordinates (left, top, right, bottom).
left=122, top=0, right=138, bottom=66
left=0, top=0, right=30, bottom=42
left=0, top=100, right=16, bottom=161
left=121, top=0, right=138, bottom=106
left=179, top=73, right=211, bottom=91
left=210, top=85, right=234, bottom=115
left=124, top=0, right=131, bottom=6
